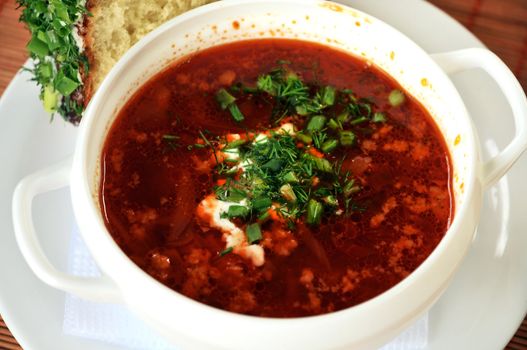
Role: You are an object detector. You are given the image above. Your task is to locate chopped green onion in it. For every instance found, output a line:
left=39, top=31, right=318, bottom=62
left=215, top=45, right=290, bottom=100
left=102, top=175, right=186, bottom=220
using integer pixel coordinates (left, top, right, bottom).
left=228, top=104, right=245, bottom=122
left=162, top=134, right=179, bottom=140
left=55, top=75, right=79, bottom=96
left=27, top=36, right=49, bottom=57
left=261, top=158, right=282, bottom=172
left=304, top=154, right=333, bottom=173
left=226, top=205, right=249, bottom=218
left=337, top=112, right=350, bottom=124
left=307, top=199, right=323, bottom=225
left=339, top=131, right=356, bottom=146
left=373, top=112, right=387, bottom=123
left=38, top=62, right=52, bottom=79
left=389, top=89, right=405, bottom=107
left=295, top=104, right=310, bottom=116
left=258, top=210, right=271, bottom=222
left=321, top=139, right=338, bottom=153
left=296, top=133, right=313, bottom=144
left=45, top=31, right=60, bottom=51
left=224, top=139, right=247, bottom=149
left=280, top=184, right=297, bottom=202
left=36, top=30, right=47, bottom=43
left=216, top=88, right=236, bottom=109
left=306, top=115, right=327, bottom=132
left=252, top=197, right=272, bottom=211
left=219, top=247, right=233, bottom=257
left=55, top=4, right=71, bottom=22
left=343, top=180, right=360, bottom=197
left=42, top=85, right=59, bottom=113
left=216, top=88, right=245, bottom=122
left=323, top=195, right=338, bottom=206
left=314, top=158, right=333, bottom=173
left=246, top=223, right=262, bottom=244
left=224, top=188, right=247, bottom=202
left=327, top=118, right=341, bottom=130
left=282, top=171, right=299, bottom=183
left=319, top=86, right=336, bottom=106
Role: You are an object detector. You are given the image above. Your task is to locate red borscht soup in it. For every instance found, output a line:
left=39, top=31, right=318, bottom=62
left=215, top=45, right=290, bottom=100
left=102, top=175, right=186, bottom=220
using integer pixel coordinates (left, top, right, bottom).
left=100, top=39, right=453, bottom=317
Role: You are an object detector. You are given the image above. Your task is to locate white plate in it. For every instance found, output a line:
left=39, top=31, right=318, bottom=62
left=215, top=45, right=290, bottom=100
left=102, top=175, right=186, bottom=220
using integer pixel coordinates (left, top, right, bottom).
left=0, top=1, right=525, bottom=349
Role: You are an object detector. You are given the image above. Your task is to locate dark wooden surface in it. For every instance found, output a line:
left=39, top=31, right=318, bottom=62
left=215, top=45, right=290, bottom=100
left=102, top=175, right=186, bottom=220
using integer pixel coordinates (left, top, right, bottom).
left=0, top=0, right=526, bottom=349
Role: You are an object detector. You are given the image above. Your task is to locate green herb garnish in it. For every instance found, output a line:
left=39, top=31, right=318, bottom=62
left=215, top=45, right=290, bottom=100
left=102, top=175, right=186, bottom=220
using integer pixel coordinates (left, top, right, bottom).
left=282, top=171, right=299, bottom=183
left=306, top=115, right=327, bottom=132
left=251, top=197, right=272, bottom=212
left=296, top=132, right=313, bottom=144
left=327, top=118, right=342, bottom=130
left=317, top=86, right=336, bottom=107
left=206, top=63, right=394, bottom=226
left=226, top=205, right=249, bottom=218
left=219, top=247, right=233, bottom=257
left=307, top=199, right=323, bottom=225
left=389, top=89, right=406, bottom=107
left=280, top=184, right=297, bottom=203
left=373, top=112, right=387, bottom=123
left=321, top=139, right=338, bottom=153
left=216, top=88, right=245, bottom=122
left=246, top=223, right=262, bottom=244
left=339, top=131, right=356, bottom=146
left=18, top=0, right=89, bottom=123
left=216, top=88, right=236, bottom=109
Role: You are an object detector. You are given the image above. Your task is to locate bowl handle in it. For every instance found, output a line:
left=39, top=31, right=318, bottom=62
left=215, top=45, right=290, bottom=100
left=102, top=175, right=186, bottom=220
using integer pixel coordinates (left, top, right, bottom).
left=431, top=48, right=527, bottom=190
left=12, top=157, right=121, bottom=303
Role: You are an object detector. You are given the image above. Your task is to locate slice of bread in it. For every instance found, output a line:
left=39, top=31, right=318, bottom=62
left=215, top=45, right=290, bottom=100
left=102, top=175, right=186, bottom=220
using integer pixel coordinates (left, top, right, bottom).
left=84, top=0, right=214, bottom=99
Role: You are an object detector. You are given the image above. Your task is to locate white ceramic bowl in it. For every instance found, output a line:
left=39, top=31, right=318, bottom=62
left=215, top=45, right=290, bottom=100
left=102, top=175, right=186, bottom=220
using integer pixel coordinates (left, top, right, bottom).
left=12, top=1, right=527, bottom=349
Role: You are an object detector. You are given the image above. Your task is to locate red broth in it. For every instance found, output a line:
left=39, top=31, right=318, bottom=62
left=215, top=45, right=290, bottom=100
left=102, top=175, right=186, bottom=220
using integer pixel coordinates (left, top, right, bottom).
left=100, top=39, right=453, bottom=317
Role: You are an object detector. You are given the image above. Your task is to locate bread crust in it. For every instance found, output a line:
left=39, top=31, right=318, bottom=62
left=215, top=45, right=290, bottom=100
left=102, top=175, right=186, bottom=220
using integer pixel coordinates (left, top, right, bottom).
left=81, top=0, right=216, bottom=107
left=81, top=1, right=96, bottom=106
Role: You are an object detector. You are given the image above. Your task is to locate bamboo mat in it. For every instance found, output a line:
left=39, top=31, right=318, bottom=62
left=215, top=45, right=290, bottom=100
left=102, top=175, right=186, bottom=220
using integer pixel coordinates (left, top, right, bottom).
left=0, top=0, right=526, bottom=349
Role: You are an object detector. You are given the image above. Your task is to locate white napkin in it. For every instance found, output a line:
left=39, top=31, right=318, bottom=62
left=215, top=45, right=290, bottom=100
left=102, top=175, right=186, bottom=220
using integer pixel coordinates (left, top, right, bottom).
left=63, top=228, right=428, bottom=350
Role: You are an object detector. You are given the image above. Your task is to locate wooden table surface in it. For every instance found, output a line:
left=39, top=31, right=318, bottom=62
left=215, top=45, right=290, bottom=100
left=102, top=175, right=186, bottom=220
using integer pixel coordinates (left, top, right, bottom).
left=0, top=0, right=526, bottom=349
